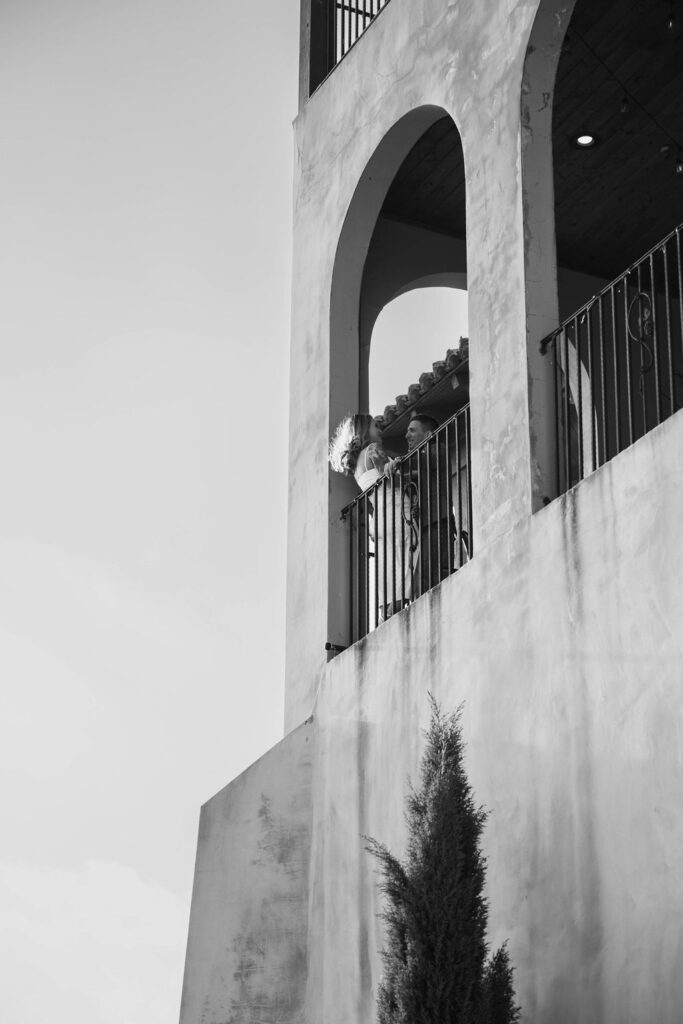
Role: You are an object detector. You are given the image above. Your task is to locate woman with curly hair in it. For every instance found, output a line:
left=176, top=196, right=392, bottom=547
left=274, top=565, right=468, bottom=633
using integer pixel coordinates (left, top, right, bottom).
left=329, top=414, right=415, bottom=621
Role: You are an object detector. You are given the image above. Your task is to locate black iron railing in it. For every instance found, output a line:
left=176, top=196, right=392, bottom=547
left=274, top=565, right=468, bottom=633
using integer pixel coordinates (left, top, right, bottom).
left=341, top=406, right=472, bottom=643
left=541, top=223, right=683, bottom=495
left=312, top=0, right=391, bottom=89
left=333, top=0, right=389, bottom=64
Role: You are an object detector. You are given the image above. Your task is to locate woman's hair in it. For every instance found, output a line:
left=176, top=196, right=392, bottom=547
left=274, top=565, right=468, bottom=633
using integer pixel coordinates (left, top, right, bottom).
left=328, top=413, right=375, bottom=476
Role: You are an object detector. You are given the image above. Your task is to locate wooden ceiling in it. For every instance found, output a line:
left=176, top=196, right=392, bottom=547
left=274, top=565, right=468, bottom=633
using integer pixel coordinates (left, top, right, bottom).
left=381, top=116, right=467, bottom=238
left=378, top=0, right=683, bottom=280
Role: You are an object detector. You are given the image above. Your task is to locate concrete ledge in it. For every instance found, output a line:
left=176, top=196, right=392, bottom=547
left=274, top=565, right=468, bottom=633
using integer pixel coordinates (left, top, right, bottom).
left=180, top=720, right=314, bottom=1024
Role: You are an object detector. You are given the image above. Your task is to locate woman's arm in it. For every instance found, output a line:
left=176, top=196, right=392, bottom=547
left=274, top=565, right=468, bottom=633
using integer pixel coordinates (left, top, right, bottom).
left=364, top=441, right=390, bottom=473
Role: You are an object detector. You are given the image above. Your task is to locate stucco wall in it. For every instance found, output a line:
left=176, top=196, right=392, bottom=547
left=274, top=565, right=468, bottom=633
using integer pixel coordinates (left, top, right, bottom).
left=286, top=0, right=554, bottom=727
left=180, top=721, right=314, bottom=1024
left=306, top=411, right=683, bottom=1024
left=183, top=2, right=683, bottom=1022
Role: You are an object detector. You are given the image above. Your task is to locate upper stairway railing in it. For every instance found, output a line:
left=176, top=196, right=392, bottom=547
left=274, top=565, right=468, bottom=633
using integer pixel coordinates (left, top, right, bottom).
left=309, top=0, right=392, bottom=94
left=541, top=222, right=683, bottom=496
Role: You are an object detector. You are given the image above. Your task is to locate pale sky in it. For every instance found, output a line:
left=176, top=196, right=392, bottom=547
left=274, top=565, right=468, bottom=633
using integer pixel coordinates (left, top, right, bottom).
left=0, top=4, right=466, bottom=1022
left=370, top=287, right=468, bottom=415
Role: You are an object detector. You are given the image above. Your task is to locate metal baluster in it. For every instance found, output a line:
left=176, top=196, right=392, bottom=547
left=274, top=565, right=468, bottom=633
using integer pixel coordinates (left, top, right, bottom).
left=354, top=502, right=360, bottom=642
left=426, top=437, right=433, bottom=589
left=636, top=262, right=648, bottom=436
left=333, top=0, right=339, bottom=64
left=400, top=461, right=406, bottom=608
left=373, top=482, right=379, bottom=630
left=677, top=229, right=683, bottom=411
left=551, top=333, right=560, bottom=494
left=465, top=407, right=473, bottom=557
left=455, top=414, right=463, bottom=567
left=428, top=436, right=434, bottom=588
left=587, top=304, right=596, bottom=474
left=624, top=276, right=635, bottom=446
left=348, top=504, right=354, bottom=644
left=390, top=466, right=396, bottom=616
left=663, top=240, right=675, bottom=419
left=598, top=295, right=607, bottom=465
left=610, top=285, right=621, bottom=456
left=562, top=325, right=571, bottom=493
left=415, top=448, right=422, bottom=597
left=446, top=419, right=454, bottom=574
left=381, top=475, right=387, bottom=622
left=575, top=314, right=584, bottom=482
left=649, top=252, right=661, bottom=427
left=364, top=491, right=370, bottom=638
left=438, top=430, right=445, bottom=583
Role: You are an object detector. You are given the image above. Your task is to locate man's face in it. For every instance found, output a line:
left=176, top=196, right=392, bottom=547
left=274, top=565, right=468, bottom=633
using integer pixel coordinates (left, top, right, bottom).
left=406, top=419, right=430, bottom=451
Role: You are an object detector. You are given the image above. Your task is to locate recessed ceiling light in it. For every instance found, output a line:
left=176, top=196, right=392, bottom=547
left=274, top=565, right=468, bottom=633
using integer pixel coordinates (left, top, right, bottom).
left=571, top=132, right=599, bottom=149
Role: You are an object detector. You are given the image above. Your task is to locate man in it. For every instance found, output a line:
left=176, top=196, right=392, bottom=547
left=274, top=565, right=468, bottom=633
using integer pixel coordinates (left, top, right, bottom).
left=386, top=413, right=453, bottom=598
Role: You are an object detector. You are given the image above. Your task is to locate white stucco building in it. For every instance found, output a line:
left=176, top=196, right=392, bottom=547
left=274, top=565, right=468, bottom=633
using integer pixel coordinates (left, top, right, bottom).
left=180, top=2, right=683, bottom=1020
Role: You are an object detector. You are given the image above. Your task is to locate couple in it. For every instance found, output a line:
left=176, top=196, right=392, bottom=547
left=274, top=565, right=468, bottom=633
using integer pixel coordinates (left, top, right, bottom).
left=329, top=411, right=450, bottom=618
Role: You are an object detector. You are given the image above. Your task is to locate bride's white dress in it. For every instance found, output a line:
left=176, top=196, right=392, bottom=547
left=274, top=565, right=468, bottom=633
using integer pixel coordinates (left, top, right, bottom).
left=353, top=442, right=415, bottom=616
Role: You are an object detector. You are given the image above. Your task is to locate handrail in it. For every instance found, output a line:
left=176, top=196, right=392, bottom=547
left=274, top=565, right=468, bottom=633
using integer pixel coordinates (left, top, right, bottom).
left=540, top=222, right=683, bottom=496
left=311, top=0, right=393, bottom=94
left=341, top=405, right=472, bottom=643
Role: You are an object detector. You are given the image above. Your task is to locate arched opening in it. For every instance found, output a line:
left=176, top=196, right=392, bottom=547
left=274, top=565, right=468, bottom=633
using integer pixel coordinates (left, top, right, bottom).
left=369, top=287, right=468, bottom=419
left=329, top=110, right=469, bottom=647
left=553, top=1, right=682, bottom=312
left=358, top=114, right=468, bottom=416
left=523, top=0, right=683, bottom=499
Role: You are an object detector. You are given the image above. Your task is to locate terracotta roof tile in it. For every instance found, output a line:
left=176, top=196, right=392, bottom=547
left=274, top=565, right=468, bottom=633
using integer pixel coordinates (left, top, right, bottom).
left=374, top=337, right=468, bottom=432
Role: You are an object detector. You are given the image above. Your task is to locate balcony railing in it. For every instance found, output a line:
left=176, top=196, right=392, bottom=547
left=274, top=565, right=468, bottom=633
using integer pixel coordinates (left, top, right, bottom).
left=341, top=406, right=472, bottom=643
left=541, top=223, right=683, bottom=495
left=311, top=0, right=391, bottom=92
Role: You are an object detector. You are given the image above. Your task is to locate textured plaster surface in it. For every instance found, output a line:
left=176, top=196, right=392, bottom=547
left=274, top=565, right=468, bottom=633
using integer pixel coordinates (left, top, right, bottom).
left=185, top=1, right=683, bottom=1020
left=306, top=412, right=683, bottom=1024
left=286, top=0, right=547, bottom=727
left=179, top=721, right=313, bottom=1024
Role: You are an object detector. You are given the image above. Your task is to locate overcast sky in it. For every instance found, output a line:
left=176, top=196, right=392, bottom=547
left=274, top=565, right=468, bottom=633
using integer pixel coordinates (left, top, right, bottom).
left=0, top=3, right=466, bottom=1021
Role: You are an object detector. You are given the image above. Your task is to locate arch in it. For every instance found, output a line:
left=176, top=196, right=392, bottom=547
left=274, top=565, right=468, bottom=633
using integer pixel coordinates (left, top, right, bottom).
left=327, top=105, right=467, bottom=648
left=523, top=0, right=683, bottom=499
left=329, top=105, right=450, bottom=431
left=368, top=284, right=469, bottom=428
left=359, top=221, right=467, bottom=400
left=389, top=272, right=468, bottom=302
left=365, top=273, right=469, bottom=411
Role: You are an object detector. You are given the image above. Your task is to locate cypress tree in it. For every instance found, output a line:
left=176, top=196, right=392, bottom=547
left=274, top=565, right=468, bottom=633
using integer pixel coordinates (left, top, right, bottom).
left=365, top=697, right=520, bottom=1024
